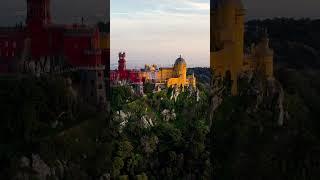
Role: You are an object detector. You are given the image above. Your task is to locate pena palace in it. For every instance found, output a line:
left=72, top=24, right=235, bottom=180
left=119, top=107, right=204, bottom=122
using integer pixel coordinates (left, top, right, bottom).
left=110, top=52, right=196, bottom=94
left=0, top=0, right=110, bottom=107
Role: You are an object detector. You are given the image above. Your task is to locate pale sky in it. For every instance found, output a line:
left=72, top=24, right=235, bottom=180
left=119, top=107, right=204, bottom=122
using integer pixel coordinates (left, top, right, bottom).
left=1, top=0, right=319, bottom=68
left=111, top=0, right=210, bottom=69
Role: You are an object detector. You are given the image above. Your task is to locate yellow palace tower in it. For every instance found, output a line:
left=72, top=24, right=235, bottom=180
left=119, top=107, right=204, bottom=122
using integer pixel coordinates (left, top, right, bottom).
left=211, top=0, right=274, bottom=95
left=142, top=56, right=196, bottom=89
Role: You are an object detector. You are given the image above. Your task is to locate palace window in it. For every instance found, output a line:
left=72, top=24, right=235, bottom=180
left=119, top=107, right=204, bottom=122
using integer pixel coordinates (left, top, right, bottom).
left=5, top=41, right=8, bottom=47
left=13, top=42, right=16, bottom=48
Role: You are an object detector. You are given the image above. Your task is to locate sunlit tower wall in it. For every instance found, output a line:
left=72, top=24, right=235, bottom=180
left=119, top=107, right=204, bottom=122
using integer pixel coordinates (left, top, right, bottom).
left=173, top=56, right=187, bottom=85
left=210, top=0, right=246, bottom=95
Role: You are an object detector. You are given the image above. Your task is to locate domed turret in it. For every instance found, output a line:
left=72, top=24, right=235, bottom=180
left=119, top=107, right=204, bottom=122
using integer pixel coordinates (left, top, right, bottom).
left=174, top=55, right=186, bottom=66
left=173, top=55, right=187, bottom=84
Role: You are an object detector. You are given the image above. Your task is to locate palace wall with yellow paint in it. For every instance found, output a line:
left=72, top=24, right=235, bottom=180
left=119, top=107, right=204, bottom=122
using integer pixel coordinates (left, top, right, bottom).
left=142, top=56, right=196, bottom=89
left=211, top=0, right=274, bottom=95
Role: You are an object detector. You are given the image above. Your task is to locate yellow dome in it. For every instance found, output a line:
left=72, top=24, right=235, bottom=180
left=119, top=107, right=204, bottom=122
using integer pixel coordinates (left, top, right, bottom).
left=174, top=55, right=186, bottom=66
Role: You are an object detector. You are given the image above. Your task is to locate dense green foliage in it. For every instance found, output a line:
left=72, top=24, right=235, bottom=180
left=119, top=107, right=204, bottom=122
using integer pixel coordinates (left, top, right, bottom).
left=0, top=75, right=110, bottom=179
left=1, top=18, right=320, bottom=179
left=109, top=86, right=212, bottom=179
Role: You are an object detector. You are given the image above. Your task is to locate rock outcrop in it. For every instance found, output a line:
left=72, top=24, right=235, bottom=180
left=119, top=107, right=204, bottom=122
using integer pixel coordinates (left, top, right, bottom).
left=209, top=71, right=287, bottom=127
left=208, top=76, right=225, bottom=127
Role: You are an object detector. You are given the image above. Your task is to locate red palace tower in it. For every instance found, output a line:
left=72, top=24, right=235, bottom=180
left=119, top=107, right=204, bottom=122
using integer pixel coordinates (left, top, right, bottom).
left=110, top=52, right=142, bottom=84
left=118, top=52, right=126, bottom=72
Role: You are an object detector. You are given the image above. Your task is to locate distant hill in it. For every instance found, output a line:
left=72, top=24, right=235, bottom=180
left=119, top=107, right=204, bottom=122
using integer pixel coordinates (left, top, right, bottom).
left=246, top=18, right=320, bottom=69
left=188, top=67, right=211, bottom=85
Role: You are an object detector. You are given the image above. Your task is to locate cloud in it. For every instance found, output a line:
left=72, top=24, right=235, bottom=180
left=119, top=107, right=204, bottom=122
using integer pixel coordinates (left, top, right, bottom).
left=111, top=0, right=210, bottom=66
left=186, top=1, right=210, bottom=10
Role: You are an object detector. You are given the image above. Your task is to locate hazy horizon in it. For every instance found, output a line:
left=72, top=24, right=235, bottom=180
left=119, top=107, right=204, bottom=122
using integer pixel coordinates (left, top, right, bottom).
left=111, top=0, right=210, bottom=68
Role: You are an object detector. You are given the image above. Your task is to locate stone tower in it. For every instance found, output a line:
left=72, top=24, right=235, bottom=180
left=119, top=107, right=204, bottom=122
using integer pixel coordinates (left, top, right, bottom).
left=118, top=52, right=126, bottom=71
left=211, top=0, right=246, bottom=95
left=80, top=29, right=107, bottom=109
left=174, top=55, right=187, bottom=84
left=249, top=30, right=274, bottom=78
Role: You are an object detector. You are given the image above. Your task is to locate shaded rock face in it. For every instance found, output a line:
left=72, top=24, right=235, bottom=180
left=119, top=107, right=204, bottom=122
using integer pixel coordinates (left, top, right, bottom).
left=140, top=135, right=159, bottom=154
left=99, top=173, right=111, bottom=180
left=20, top=157, right=30, bottom=168
left=31, top=154, right=51, bottom=180
left=13, top=155, right=51, bottom=180
left=161, top=109, right=176, bottom=122
left=170, top=86, right=197, bottom=102
left=242, top=72, right=287, bottom=126
left=266, top=78, right=286, bottom=126
left=13, top=155, right=95, bottom=180
left=209, top=71, right=287, bottom=127
left=170, top=87, right=180, bottom=102
left=208, top=76, right=225, bottom=127
left=141, top=115, right=154, bottom=128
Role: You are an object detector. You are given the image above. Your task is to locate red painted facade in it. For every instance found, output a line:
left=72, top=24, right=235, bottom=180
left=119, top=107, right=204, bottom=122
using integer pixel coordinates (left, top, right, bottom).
left=0, top=0, right=109, bottom=73
left=110, top=52, right=142, bottom=84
